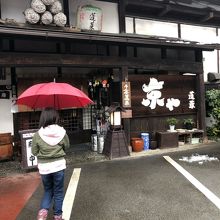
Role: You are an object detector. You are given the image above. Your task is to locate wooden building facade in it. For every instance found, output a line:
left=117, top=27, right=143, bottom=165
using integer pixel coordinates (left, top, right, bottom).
left=0, top=0, right=220, bottom=147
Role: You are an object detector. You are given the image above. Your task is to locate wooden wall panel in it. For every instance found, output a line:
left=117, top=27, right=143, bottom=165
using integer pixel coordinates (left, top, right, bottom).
left=129, top=74, right=197, bottom=117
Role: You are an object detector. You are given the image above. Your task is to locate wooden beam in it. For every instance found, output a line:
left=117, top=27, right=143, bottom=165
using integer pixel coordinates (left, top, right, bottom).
left=11, top=67, right=17, bottom=97
left=196, top=73, right=206, bottom=137
left=0, top=52, right=203, bottom=73
left=195, top=49, right=203, bottom=62
left=161, top=47, right=167, bottom=59
left=118, top=0, right=126, bottom=33
left=200, top=12, right=214, bottom=22
left=63, top=0, right=70, bottom=26
left=126, top=0, right=162, bottom=9
left=126, top=0, right=213, bottom=17
left=194, top=49, right=206, bottom=136
left=0, top=25, right=216, bottom=50
left=0, top=0, right=1, bottom=19
left=158, top=5, right=171, bottom=17
left=178, top=23, right=181, bottom=38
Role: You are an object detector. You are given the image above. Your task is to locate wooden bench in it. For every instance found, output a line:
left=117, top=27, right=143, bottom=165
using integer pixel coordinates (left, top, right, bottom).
left=156, top=129, right=204, bottom=148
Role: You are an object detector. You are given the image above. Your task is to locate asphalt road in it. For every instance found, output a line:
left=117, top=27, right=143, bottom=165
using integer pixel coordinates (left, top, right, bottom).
left=17, top=143, right=220, bottom=220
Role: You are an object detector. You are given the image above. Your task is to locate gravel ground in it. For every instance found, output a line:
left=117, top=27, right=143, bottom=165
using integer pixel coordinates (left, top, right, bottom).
left=0, top=145, right=107, bottom=178
left=1, top=141, right=216, bottom=178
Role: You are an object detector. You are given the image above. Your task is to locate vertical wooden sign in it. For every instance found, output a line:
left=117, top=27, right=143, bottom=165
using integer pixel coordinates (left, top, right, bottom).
left=122, top=81, right=131, bottom=108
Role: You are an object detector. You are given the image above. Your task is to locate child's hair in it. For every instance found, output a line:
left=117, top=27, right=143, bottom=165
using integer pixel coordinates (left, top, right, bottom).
left=39, top=107, right=60, bottom=128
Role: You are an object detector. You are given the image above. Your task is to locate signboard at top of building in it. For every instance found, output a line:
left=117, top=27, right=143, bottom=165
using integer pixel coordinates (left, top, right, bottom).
left=122, top=81, right=131, bottom=108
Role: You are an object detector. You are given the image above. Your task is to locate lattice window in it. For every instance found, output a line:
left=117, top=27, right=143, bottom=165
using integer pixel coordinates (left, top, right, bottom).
left=60, top=109, right=82, bottom=132
left=83, top=107, right=92, bottom=130
left=16, top=111, right=40, bottom=131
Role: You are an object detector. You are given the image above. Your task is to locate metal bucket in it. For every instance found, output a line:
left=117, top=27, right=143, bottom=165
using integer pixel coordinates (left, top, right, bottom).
left=97, top=135, right=104, bottom=154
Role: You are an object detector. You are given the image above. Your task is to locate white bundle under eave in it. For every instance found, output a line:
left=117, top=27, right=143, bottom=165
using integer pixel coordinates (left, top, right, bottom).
left=24, top=0, right=67, bottom=27
left=50, top=1, right=63, bottom=14
left=31, top=0, right=46, bottom=14
left=41, top=0, right=56, bottom=6
left=41, top=11, right=53, bottom=25
left=24, top=8, right=40, bottom=24
left=54, top=12, right=66, bottom=27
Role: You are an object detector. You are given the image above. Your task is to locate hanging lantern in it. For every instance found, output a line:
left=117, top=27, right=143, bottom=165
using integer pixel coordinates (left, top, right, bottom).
left=77, top=5, right=103, bottom=32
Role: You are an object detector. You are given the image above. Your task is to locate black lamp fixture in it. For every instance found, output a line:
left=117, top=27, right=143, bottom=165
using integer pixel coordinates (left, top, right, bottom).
left=103, top=102, right=130, bottom=159
left=108, top=102, right=124, bottom=130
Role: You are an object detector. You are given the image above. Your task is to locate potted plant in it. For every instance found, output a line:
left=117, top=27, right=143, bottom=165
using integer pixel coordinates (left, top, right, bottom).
left=166, top=117, right=178, bottom=131
left=183, top=118, right=195, bottom=130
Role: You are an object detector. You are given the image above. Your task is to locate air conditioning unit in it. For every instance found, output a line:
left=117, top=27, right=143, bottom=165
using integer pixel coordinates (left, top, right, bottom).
left=207, top=72, right=220, bottom=82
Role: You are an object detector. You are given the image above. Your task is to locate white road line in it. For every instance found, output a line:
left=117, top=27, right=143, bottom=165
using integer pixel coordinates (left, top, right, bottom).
left=164, top=156, right=220, bottom=210
left=62, top=168, right=81, bottom=220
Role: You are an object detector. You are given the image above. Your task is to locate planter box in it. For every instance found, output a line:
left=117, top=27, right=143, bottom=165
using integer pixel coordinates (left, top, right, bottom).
left=156, top=131, right=178, bottom=148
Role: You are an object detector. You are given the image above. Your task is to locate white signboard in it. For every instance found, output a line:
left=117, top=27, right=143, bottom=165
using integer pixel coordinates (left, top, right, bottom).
left=26, top=139, right=37, bottom=167
left=141, top=77, right=194, bottom=111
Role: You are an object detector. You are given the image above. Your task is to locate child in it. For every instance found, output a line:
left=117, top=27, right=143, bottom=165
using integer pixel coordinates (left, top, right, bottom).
left=32, top=108, right=70, bottom=220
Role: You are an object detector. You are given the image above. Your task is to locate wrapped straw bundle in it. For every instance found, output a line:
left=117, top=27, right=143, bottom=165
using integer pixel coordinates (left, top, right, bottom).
left=50, top=1, right=62, bottom=14
left=41, top=11, right=53, bottom=25
left=24, top=8, right=40, bottom=24
left=31, top=0, right=46, bottom=14
left=41, top=0, right=56, bottom=6
left=54, top=12, right=67, bottom=27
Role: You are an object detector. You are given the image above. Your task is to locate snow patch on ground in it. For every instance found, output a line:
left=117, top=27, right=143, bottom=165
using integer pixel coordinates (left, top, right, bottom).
left=179, top=154, right=219, bottom=164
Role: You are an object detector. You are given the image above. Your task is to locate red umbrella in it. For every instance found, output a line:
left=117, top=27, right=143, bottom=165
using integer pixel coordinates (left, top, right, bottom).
left=16, top=82, right=93, bottom=109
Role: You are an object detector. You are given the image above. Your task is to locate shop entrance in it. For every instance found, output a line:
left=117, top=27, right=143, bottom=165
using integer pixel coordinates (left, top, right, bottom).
left=14, top=67, right=120, bottom=147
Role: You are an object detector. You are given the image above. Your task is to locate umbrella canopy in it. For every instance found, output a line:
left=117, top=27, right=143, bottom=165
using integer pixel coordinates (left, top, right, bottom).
left=16, top=82, right=93, bottom=109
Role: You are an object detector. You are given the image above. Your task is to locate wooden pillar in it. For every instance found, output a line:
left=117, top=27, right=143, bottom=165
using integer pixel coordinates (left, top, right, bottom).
left=11, top=67, right=17, bottom=98
left=0, top=0, right=1, bottom=19
left=118, top=0, right=126, bottom=33
left=56, top=43, right=62, bottom=78
left=196, top=73, right=206, bottom=135
left=9, top=40, right=14, bottom=51
left=63, top=0, right=70, bottom=26
left=195, top=49, right=207, bottom=138
left=120, top=66, right=131, bottom=147
left=217, top=28, right=219, bottom=73
left=9, top=39, right=17, bottom=97
left=161, top=47, right=167, bottom=59
left=64, top=40, right=71, bottom=54
left=178, top=23, right=181, bottom=38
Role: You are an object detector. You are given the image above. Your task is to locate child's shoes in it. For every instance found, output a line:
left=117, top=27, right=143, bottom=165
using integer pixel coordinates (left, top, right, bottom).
left=37, top=209, right=48, bottom=220
left=53, top=215, right=63, bottom=220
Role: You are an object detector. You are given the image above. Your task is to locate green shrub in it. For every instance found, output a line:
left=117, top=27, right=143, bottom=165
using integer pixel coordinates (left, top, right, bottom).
left=183, top=118, right=194, bottom=125
left=183, top=118, right=194, bottom=130
left=206, top=89, right=220, bottom=138
left=166, top=117, right=178, bottom=126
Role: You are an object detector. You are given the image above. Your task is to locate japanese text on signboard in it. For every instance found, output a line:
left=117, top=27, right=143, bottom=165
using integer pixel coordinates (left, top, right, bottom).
left=122, top=81, right=131, bottom=108
left=141, top=78, right=195, bottom=111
